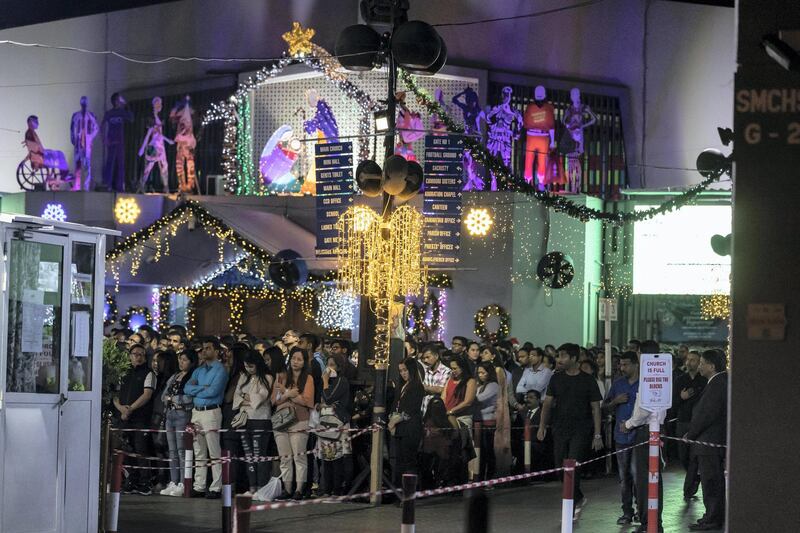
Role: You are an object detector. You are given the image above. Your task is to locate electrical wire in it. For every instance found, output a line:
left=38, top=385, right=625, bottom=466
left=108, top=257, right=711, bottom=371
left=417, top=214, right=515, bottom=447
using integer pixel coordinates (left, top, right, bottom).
left=431, top=0, right=606, bottom=28
left=0, top=39, right=381, bottom=65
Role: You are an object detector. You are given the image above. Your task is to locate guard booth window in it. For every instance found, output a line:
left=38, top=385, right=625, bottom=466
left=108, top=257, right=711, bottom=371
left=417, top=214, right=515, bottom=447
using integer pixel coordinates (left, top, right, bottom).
left=69, top=242, right=96, bottom=391
left=5, top=239, right=63, bottom=394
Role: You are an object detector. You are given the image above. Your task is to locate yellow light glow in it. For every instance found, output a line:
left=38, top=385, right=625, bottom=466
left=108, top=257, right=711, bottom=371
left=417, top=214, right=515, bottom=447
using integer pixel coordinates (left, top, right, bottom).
left=115, top=197, right=141, bottom=225
left=352, top=205, right=377, bottom=233
left=465, top=207, right=493, bottom=236
left=700, top=293, right=731, bottom=320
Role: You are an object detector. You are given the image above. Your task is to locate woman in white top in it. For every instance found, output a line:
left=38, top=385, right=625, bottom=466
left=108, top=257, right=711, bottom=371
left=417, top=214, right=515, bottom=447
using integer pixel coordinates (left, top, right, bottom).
left=233, top=350, right=274, bottom=495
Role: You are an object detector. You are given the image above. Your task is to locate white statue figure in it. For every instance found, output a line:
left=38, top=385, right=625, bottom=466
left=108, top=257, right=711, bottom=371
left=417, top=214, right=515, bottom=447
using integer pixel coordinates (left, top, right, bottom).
left=260, top=124, right=301, bottom=189
left=562, top=88, right=597, bottom=193
left=70, top=96, right=99, bottom=191
left=169, top=95, right=197, bottom=193
left=137, top=97, right=173, bottom=193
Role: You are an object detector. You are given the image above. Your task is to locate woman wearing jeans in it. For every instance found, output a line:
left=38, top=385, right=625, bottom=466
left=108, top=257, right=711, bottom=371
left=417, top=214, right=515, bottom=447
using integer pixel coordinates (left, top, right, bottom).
left=159, top=349, right=198, bottom=496
left=475, top=362, right=499, bottom=481
left=234, top=350, right=274, bottom=495
left=272, top=347, right=315, bottom=500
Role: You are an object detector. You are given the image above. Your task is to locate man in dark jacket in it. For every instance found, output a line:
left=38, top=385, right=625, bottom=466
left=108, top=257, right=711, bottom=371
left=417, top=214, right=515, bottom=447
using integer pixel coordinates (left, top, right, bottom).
left=686, top=350, right=728, bottom=531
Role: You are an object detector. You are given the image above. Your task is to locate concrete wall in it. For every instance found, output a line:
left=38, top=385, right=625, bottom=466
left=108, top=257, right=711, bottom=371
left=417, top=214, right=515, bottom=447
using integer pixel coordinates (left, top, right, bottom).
left=510, top=195, right=602, bottom=347
left=0, top=15, right=107, bottom=192
left=0, top=0, right=735, bottom=192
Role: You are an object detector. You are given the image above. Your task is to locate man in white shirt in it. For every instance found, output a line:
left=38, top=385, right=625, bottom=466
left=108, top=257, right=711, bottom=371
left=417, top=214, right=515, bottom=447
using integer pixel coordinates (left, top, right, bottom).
left=516, top=347, right=554, bottom=398
left=620, top=340, right=666, bottom=533
left=420, top=346, right=451, bottom=415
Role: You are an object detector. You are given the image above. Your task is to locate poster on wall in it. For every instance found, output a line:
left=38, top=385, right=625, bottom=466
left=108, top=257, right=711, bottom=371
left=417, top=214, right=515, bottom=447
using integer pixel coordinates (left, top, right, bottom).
left=655, top=295, right=728, bottom=343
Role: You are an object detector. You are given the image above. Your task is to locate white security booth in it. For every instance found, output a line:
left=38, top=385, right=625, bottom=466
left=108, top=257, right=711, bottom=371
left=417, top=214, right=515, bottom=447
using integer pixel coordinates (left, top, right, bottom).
left=0, top=214, right=117, bottom=533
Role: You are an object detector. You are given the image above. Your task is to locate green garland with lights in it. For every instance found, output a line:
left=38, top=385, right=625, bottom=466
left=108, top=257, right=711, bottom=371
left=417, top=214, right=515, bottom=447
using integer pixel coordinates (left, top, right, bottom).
left=399, top=69, right=723, bottom=225
left=474, top=304, right=511, bottom=342
left=405, top=291, right=442, bottom=337
left=120, top=306, right=154, bottom=329
left=104, top=292, right=118, bottom=327
left=158, top=292, right=172, bottom=331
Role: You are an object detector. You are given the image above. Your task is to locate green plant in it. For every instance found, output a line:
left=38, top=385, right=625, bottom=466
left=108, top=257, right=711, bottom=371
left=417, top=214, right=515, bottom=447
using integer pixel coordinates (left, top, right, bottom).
left=102, top=338, right=129, bottom=411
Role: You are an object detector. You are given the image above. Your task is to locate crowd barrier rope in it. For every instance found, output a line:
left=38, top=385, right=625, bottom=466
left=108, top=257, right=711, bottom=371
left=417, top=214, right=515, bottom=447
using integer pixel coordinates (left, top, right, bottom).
left=108, top=433, right=728, bottom=533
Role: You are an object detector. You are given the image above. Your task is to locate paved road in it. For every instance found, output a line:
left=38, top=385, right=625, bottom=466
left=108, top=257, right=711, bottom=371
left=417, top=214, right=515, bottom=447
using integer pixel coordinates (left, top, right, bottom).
left=118, top=467, right=718, bottom=532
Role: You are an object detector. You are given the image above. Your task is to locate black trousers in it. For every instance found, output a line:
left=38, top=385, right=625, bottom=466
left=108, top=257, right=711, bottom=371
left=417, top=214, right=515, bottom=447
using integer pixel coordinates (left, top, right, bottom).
left=103, top=143, right=126, bottom=191
left=698, top=452, right=726, bottom=525
left=122, top=419, right=151, bottom=488
left=552, top=425, right=592, bottom=502
left=393, top=425, right=422, bottom=486
left=634, top=426, right=663, bottom=528
left=479, top=424, right=497, bottom=481
left=677, top=421, right=700, bottom=497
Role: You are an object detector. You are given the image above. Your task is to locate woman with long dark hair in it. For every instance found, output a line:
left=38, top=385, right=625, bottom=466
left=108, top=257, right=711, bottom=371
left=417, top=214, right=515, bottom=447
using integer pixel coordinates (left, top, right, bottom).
left=266, top=345, right=287, bottom=383
left=481, top=345, right=512, bottom=474
left=150, top=349, right=177, bottom=491
left=234, top=350, right=274, bottom=495
left=475, top=361, right=499, bottom=481
left=389, top=357, right=424, bottom=486
left=272, top=347, right=315, bottom=500
left=160, top=348, right=197, bottom=496
left=442, top=356, right=477, bottom=429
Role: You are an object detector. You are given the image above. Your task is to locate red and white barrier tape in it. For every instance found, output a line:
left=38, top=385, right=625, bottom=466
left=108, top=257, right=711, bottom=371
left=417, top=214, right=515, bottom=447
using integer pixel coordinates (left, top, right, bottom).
left=575, top=440, right=649, bottom=467
left=660, top=435, right=727, bottom=449
left=116, top=425, right=375, bottom=466
left=242, top=488, right=398, bottom=512
left=111, top=422, right=383, bottom=436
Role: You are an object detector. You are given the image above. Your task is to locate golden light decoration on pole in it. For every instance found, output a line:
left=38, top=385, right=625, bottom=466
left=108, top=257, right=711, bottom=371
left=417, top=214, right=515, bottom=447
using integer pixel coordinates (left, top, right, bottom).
left=336, top=204, right=427, bottom=364
left=114, top=197, right=141, bottom=225
left=464, top=207, right=493, bottom=236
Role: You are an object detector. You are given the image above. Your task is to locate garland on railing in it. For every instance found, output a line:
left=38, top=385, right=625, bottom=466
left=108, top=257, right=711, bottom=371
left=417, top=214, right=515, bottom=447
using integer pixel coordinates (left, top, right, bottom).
left=399, top=69, right=723, bottom=225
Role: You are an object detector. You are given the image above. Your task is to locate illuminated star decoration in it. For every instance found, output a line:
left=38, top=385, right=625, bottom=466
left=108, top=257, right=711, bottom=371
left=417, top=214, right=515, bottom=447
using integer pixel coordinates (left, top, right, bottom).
left=41, top=203, right=67, bottom=222
left=464, top=207, right=493, bottom=236
left=282, top=22, right=315, bottom=57
left=114, top=197, right=141, bottom=225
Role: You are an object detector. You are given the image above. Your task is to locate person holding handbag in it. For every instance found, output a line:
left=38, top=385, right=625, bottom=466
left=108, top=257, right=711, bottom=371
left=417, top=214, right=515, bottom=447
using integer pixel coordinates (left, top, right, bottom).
left=149, top=349, right=177, bottom=493
left=318, top=355, right=351, bottom=497
left=389, top=357, right=424, bottom=487
left=159, top=349, right=197, bottom=496
left=271, top=347, right=315, bottom=500
left=233, top=350, right=274, bottom=496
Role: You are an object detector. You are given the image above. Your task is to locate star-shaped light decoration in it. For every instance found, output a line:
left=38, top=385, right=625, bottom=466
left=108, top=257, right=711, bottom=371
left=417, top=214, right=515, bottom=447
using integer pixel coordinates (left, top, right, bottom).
left=282, top=22, right=315, bottom=57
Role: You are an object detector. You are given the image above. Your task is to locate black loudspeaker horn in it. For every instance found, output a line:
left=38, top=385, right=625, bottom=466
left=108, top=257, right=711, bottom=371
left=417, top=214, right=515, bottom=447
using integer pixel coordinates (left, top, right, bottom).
left=268, top=249, right=308, bottom=289
left=335, top=24, right=381, bottom=71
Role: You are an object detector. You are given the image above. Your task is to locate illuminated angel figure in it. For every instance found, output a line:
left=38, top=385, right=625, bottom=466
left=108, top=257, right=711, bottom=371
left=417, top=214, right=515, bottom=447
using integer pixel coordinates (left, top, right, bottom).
left=562, top=88, right=597, bottom=193
left=486, top=86, right=523, bottom=189
left=259, top=124, right=301, bottom=190
left=452, top=86, right=483, bottom=191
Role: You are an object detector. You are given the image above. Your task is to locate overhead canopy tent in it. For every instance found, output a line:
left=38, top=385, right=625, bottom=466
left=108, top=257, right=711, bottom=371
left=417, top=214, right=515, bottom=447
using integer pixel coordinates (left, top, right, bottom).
left=106, top=200, right=336, bottom=288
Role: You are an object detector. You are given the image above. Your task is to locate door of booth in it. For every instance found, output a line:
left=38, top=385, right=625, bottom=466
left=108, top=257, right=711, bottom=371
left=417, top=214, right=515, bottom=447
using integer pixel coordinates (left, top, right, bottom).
left=0, top=229, right=103, bottom=533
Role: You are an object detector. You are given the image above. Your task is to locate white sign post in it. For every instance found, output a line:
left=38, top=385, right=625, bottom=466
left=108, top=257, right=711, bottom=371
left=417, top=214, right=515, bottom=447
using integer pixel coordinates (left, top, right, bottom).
left=638, top=353, right=672, bottom=533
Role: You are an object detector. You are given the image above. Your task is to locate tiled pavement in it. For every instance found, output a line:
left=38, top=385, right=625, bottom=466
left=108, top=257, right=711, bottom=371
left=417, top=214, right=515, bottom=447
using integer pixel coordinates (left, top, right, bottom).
left=118, top=466, right=719, bottom=532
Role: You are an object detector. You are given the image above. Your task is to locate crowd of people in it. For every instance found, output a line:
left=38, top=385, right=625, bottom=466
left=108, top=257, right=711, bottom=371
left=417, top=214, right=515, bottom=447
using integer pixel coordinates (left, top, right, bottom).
left=109, top=326, right=727, bottom=531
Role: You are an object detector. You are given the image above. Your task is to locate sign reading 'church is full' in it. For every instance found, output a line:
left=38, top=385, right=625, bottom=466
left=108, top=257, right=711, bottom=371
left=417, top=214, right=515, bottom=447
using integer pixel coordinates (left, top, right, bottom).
left=638, top=353, right=673, bottom=412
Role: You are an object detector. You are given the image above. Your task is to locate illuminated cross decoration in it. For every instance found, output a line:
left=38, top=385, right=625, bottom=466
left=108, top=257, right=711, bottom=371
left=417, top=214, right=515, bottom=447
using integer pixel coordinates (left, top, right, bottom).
left=282, top=21, right=316, bottom=57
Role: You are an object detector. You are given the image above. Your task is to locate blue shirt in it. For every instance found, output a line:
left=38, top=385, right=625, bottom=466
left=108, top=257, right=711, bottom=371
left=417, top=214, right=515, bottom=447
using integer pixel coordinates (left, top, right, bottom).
left=184, top=360, right=228, bottom=408
left=606, top=377, right=639, bottom=445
